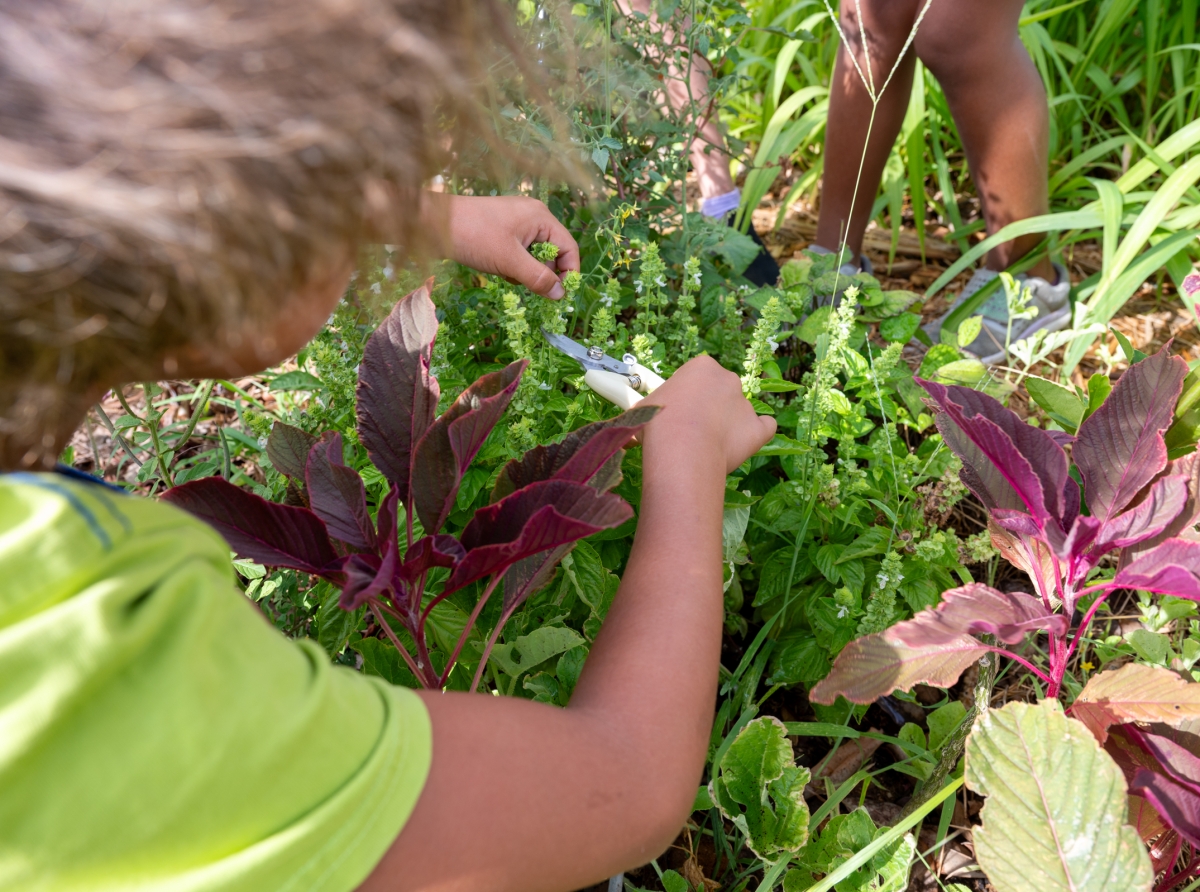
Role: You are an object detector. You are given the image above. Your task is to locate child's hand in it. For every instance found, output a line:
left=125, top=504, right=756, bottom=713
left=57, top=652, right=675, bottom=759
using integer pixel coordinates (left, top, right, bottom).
left=431, top=193, right=580, bottom=299
left=641, top=355, right=776, bottom=474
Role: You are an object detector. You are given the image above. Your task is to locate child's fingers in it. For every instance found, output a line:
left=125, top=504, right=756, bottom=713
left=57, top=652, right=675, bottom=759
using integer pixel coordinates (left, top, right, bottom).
left=506, top=250, right=567, bottom=299
left=540, top=216, right=580, bottom=274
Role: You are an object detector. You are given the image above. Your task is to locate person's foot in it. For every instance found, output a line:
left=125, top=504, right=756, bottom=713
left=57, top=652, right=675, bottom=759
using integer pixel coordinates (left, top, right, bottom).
left=738, top=222, right=782, bottom=287
left=700, top=188, right=781, bottom=287
left=923, top=262, right=1071, bottom=364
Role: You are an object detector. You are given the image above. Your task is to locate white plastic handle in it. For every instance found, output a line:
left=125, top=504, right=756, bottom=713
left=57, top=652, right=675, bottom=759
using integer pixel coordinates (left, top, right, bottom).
left=584, top=368, right=643, bottom=409
left=624, top=359, right=665, bottom=394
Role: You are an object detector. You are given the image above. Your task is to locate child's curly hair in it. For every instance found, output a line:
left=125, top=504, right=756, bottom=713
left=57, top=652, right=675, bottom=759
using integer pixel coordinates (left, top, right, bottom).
left=0, top=0, right=541, bottom=468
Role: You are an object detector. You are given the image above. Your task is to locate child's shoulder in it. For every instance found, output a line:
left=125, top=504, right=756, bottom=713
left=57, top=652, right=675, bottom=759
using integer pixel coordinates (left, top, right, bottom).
left=0, top=471, right=228, bottom=627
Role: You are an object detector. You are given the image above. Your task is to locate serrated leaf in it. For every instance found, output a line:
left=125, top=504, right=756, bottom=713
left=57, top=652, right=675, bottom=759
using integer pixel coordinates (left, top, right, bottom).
left=357, top=279, right=440, bottom=505
left=879, top=312, right=921, bottom=344
left=162, top=477, right=339, bottom=576
left=709, top=716, right=810, bottom=861
left=966, top=701, right=1152, bottom=892
left=268, top=370, right=324, bottom=392
left=1074, top=346, right=1187, bottom=523
left=490, top=625, right=584, bottom=678
left=1072, top=663, right=1200, bottom=744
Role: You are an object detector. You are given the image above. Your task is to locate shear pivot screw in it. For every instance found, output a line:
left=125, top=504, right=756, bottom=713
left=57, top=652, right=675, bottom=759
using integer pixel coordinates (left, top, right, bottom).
left=628, top=375, right=642, bottom=390
left=587, top=345, right=604, bottom=360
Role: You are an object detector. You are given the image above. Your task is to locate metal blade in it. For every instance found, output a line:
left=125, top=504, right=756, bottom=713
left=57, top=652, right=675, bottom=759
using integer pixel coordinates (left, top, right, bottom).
left=541, top=329, right=633, bottom=376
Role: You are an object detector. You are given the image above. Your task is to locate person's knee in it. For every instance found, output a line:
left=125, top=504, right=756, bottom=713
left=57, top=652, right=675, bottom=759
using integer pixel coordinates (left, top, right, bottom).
left=840, top=0, right=919, bottom=72
left=916, top=28, right=1019, bottom=87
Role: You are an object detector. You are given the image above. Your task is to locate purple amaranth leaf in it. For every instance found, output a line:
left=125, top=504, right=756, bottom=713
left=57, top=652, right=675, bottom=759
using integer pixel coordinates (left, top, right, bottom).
left=494, top=446, right=635, bottom=618
left=1074, top=345, right=1187, bottom=523
left=919, top=378, right=1070, bottom=530
left=396, top=534, right=465, bottom=586
left=340, top=551, right=394, bottom=610
left=492, top=405, right=660, bottom=501
left=357, top=279, right=440, bottom=506
left=1096, top=475, right=1188, bottom=553
left=305, top=433, right=377, bottom=551
left=412, top=360, right=525, bottom=536
left=1115, top=538, right=1200, bottom=600
left=1055, top=514, right=1102, bottom=562
left=266, top=422, right=318, bottom=481
left=1072, top=663, right=1200, bottom=744
left=1184, top=273, right=1200, bottom=303
left=1125, top=453, right=1200, bottom=565
left=162, top=477, right=340, bottom=577
left=1124, top=725, right=1200, bottom=847
left=444, top=480, right=632, bottom=596
left=811, top=584, right=1061, bottom=704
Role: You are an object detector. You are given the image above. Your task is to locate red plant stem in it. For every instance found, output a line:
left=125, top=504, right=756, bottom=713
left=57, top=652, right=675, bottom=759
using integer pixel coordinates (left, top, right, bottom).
left=470, top=604, right=521, bottom=694
left=368, top=600, right=427, bottom=683
left=437, top=572, right=505, bottom=688
left=986, top=645, right=1053, bottom=686
left=1064, top=589, right=1114, bottom=666
left=1155, top=853, right=1200, bottom=892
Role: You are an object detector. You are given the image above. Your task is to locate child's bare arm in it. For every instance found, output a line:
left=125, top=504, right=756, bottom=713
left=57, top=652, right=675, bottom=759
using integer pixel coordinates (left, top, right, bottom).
left=360, top=356, right=775, bottom=892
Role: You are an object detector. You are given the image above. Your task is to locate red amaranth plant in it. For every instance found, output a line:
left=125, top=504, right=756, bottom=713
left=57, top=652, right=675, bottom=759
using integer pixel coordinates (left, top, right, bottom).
left=163, top=281, right=656, bottom=689
left=812, top=345, right=1200, bottom=890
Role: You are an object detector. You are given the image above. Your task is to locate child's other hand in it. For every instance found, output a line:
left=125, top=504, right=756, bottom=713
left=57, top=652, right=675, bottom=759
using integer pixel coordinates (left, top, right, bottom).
left=641, top=355, right=776, bottom=474
left=437, top=194, right=579, bottom=299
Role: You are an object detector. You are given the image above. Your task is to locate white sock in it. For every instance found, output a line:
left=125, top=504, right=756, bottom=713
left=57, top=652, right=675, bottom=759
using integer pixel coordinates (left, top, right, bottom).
left=701, top=188, right=741, bottom=219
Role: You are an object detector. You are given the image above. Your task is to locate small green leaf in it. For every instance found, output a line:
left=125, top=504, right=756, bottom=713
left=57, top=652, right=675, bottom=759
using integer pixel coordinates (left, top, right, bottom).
left=965, top=700, right=1152, bottom=892
left=1084, top=373, right=1113, bottom=423
left=1111, top=328, right=1146, bottom=363
left=661, top=870, right=690, bottom=892
left=316, top=584, right=362, bottom=657
left=1126, top=628, right=1170, bottom=665
left=758, top=378, right=802, bottom=392
left=490, top=625, right=585, bottom=678
left=956, top=315, right=983, bottom=348
left=879, top=312, right=922, bottom=343
left=693, top=784, right=715, bottom=812
left=1025, top=376, right=1085, bottom=432
left=926, top=700, right=967, bottom=751
left=268, top=370, right=324, bottom=391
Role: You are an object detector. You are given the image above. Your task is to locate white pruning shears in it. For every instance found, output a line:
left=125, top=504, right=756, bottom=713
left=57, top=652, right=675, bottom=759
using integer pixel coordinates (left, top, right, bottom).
left=542, top=329, right=666, bottom=410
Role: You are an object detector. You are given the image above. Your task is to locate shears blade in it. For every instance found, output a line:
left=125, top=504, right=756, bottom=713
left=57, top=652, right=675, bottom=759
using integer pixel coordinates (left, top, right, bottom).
left=542, top=329, right=634, bottom=377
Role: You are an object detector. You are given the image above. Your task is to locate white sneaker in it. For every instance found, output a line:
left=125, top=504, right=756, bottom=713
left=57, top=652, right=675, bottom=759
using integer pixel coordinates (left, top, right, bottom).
left=923, top=262, right=1071, bottom=364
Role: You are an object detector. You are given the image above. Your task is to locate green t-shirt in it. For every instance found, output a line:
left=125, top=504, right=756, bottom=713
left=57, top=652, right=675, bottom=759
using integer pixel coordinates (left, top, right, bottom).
left=0, top=472, right=431, bottom=891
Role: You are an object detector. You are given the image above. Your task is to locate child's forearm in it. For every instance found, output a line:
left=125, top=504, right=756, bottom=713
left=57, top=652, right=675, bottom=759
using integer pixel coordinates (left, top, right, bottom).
left=568, top=418, right=729, bottom=833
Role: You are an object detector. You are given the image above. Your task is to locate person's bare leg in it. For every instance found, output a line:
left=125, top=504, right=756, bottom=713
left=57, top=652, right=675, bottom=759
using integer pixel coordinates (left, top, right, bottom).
left=916, top=0, right=1054, bottom=278
left=814, top=0, right=921, bottom=259
left=616, top=0, right=734, bottom=200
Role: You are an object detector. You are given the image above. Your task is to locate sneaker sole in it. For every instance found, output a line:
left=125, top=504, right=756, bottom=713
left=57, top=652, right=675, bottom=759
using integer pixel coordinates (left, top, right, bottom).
left=972, top=307, right=1072, bottom=365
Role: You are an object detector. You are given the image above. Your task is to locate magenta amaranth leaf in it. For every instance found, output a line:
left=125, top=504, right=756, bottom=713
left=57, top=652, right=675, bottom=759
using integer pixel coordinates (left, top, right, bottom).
left=920, top=378, right=1070, bottom=527
left=162, top=478, right=339, bottom=576
left=811, top=584, right=1059, bottom=704
left=1055, top=514, right=1102, bottom=562
left=1096, top=475, right=1188, bottom=552
left=266, top=422, right=318, bottom=481
left=340, top=552, right=394, bottom=610
left=1074, top=345, right=1187, bottom=522
left=445, top=480, right=632, bottom=596
left=895, top=583, right=1067, bottom=645
left=1124, top=726, right=1200, bottom=847
left=1116, top=538, right=1200, bottom=600
left=1184, top=273, right=1200, bottom=303
left=492, top=405, right=660, bottom=501
left=356, top=279, right=440, bottom=505
left=305, top=433, right=376, bottom=551
left=1125, top=453, right=1200, bottom=564
left=396, top=534, right=465, bottom=586
left=412, top=360, right=526, bottom=536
